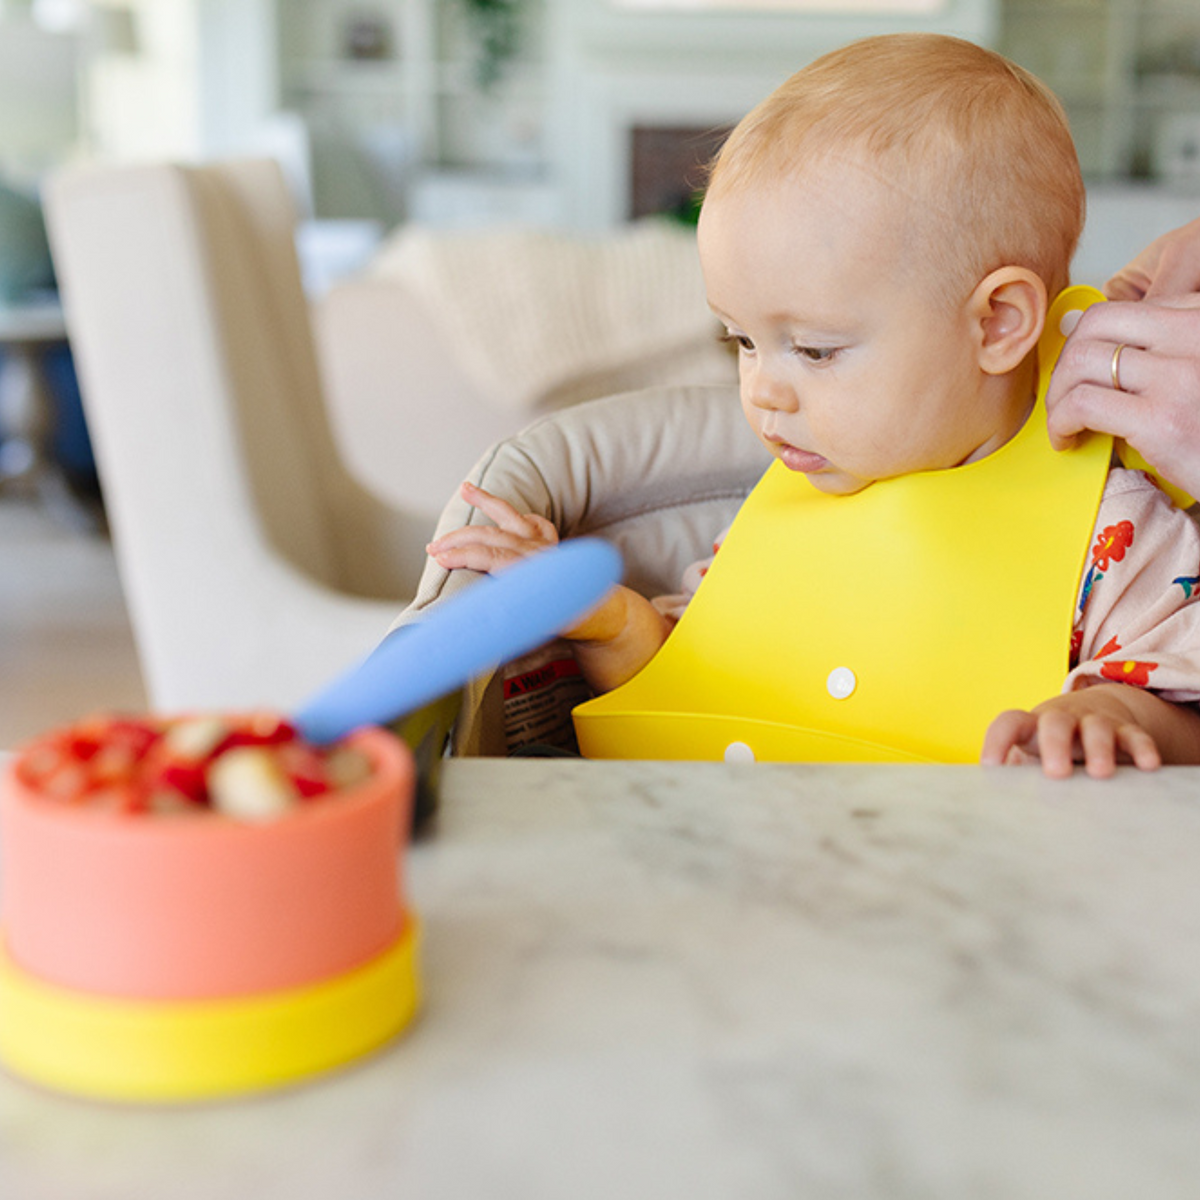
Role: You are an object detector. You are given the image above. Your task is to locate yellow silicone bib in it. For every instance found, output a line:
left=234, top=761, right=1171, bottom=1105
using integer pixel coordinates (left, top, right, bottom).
left=574, top=287, right=1115, bottom=763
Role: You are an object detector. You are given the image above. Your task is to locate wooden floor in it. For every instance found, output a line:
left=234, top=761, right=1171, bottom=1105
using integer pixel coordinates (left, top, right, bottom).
left=0, top=490, right=146, bottom=749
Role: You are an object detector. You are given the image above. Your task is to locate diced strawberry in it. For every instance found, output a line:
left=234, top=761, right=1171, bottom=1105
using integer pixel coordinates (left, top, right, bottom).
left=14, top=744, right=67, bottom=788
left=275, top=743, right=331, bottom=799
left=37, top=759, right=92, bottom=802
left=65, top=733, right=102, bottom=762
left=68, top=714, right=159, bottom=760
left=149, top=760, right=211, bottom=806
left=88, top=741, right=148, bottom=787
left=216, top=713, right=298, bottom=753
left=105, top=716, right=162, bottom=759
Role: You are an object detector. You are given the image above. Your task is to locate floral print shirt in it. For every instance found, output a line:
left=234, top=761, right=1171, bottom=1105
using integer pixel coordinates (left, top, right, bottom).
left=1064, top=467, right=1200, bottom=702
left=655, top=466, right=1200, bottom=705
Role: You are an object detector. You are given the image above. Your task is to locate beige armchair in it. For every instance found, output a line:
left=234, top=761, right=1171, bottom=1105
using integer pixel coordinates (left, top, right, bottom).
left=44, top=158, right=431, bottom=713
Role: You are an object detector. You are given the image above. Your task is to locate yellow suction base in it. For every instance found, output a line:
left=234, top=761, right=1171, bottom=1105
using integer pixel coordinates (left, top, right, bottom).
left=0, top=916, right=420, bottom=1103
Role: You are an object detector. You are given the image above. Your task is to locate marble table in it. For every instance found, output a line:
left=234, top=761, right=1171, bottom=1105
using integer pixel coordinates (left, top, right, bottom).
left=4, top=758, right=1200, bottom=1199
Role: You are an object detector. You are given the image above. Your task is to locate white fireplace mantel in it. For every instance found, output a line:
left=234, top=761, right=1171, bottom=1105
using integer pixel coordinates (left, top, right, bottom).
left=548, top=0, right=999, bottom=228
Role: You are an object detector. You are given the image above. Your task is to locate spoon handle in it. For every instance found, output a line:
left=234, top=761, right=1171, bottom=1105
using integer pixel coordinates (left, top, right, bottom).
left=295, top=538, right=623, bottom=744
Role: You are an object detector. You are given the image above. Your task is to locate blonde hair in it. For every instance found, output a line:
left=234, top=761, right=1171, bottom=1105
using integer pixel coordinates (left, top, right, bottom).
left=707, top=34, right=1084, bottom=301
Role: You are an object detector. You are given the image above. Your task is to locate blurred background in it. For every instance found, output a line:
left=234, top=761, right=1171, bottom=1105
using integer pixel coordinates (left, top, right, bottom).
left=3, top=0, right=1197, bottom=494
left=3, top=0, right=1199, bottom=252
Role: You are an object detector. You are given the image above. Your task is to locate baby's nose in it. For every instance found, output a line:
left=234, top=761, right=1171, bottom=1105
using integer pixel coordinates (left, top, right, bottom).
left=743, top=362, right=798, bottom=412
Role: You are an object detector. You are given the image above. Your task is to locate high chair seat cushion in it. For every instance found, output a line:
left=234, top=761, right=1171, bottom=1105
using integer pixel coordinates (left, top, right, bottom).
left=389, top=384, right=770, bottom=754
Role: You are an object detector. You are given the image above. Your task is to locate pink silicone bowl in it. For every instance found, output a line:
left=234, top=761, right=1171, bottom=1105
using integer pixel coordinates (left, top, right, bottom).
left=0, top=725, right=413, bottom=1001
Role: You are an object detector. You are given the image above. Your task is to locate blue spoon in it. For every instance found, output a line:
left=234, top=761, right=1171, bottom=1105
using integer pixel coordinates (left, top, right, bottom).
left=294, top=538, right=623, bottom=744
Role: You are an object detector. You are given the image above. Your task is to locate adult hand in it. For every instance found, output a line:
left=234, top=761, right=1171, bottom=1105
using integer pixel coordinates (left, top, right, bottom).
left=1046, top=221, right=1200, bottom=497
left=1105, top=214, right=1200, bottom=300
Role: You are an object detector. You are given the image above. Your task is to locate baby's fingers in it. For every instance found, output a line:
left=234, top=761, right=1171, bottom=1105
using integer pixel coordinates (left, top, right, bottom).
left=1078, top=714, right=1160, bottom=778
left=983, top=709, right=1082, bottom=777
left=981, top=709, right=1039, bottom=766
left=426, top=527, right=546, bottom=574
left=1108, top=719, right=1160, bottom=774
left=1026, top=709, right=1082, bottom=778
left=1077, top=713, right=1119, bottom=779
left=460, top=482, right=557, bottom=543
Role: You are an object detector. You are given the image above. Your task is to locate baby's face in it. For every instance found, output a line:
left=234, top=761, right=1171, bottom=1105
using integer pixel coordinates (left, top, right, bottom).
left=698, top=160, right=1026, bottom=495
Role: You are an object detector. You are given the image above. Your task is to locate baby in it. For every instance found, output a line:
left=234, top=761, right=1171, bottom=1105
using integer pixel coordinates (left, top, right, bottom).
left=428, top=33, right=1200, bottom=776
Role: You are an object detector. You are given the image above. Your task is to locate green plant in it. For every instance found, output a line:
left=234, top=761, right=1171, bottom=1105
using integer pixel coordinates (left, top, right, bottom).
left=461, top=0, right=523, bottom=90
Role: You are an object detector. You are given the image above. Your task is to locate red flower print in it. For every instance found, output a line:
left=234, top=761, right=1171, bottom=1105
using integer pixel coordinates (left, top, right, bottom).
left=1091, top=520, right=1134, bottom=570
left=1092, top=635, right=1121, bottom=660
left=1099, top=659, right=1157, bottom=687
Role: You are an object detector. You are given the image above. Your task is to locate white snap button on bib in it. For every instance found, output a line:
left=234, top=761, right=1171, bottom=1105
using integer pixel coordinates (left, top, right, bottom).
left=724, top=741, right=756, bottom=764
left=826, top=667, right=857, bottom=700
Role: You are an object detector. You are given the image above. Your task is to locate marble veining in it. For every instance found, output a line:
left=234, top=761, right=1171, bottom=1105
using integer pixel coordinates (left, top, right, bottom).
left=4, top=760, right=1200, bottom=1199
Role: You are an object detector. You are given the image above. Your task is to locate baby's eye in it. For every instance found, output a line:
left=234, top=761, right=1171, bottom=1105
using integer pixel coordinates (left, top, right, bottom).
left=719, top=330, right=754, bottom=353
left=795, top=345, right=839, bottom=364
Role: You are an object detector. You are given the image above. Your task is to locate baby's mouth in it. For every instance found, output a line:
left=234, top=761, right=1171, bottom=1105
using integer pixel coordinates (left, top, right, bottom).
left=769, top=438, right=830, bottom=474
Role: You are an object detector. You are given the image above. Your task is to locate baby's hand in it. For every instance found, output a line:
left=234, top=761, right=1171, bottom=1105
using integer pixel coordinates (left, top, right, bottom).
left=426, top=482, right=559, bottom=573
left=427, top=481, right=638, bottom=659
left=981, top=687, right=1161, bottom=779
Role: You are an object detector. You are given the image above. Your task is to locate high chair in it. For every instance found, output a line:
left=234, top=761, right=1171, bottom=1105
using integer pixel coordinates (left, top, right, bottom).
left=390, top=383, right=770, bottom=754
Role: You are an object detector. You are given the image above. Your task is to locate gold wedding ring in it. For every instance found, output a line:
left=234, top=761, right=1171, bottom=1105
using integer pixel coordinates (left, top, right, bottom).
left=1111, top=342, right=1127, bottom=392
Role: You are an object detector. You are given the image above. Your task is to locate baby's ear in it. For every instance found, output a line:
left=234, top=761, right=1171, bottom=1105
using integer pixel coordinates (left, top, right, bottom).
left=968, top=267, right=1046, bottom=376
